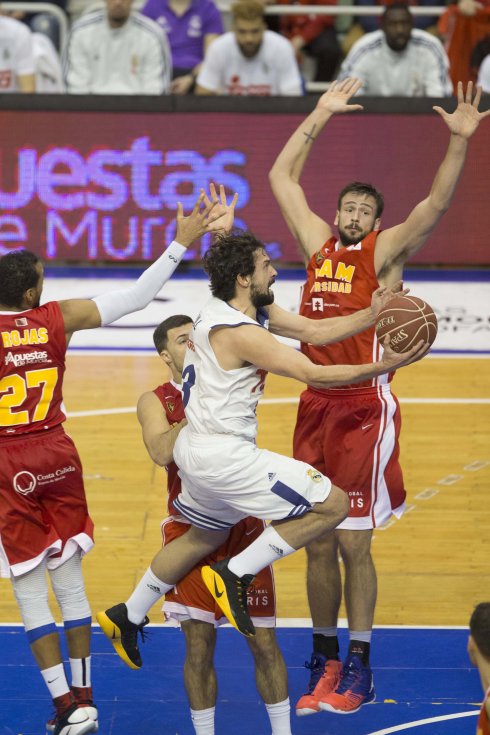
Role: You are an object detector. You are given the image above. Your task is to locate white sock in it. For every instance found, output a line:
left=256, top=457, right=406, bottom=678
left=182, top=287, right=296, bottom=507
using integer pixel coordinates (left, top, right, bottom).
left=69, top=656, right=91, bottom=688
left=41, top=663, right=70, bottom=699
left=126, top=567, right=173, bottom=625
left=190, top=706, right=215, bottom=735
left=265, top=698, right=292, bottom=735
left=228, top=526, right=296, bottom=577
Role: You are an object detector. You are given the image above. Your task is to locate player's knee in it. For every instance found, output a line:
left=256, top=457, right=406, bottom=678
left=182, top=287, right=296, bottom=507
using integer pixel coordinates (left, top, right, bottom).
left=49, top=552, right=91, bottom=624
left=247, top=627, right=282, bottom=665
left=337, top=528, right=373, bottom=563
left=305, top=532, right=337, bottom=563
left=11, top=564, right=55, bottom=635
left=182, top=622, right=216, bottom=668
left=321, top=484, right=349, bottom=526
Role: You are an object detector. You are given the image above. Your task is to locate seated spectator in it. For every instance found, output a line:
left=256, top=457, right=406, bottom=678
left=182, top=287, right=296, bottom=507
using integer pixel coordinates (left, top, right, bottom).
left=33, top=33, right=64, bottom=92
left=276, top=0, right=342, bottom=82
left=477, top=53, right=490, bottom=90
left=470, top=33, right=490, bottom=78
left=339, top=2, right=452, bottom=96
left=355, top=0, right=446, bottom=35
left=63, top=0, right=172, bottom=94
left=141, top=0, right=223, bottom=94
left=438, top=0, right=490, bottom=88
left=0, top=15, right=35, bottom=92
left=1, top=0, right=66, bottom=51
left=196, top=0, right=303, bottom=95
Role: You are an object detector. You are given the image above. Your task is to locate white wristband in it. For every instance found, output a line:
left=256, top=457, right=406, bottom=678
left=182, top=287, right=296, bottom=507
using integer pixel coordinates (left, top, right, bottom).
left=93, top=240, right=187, bottom=326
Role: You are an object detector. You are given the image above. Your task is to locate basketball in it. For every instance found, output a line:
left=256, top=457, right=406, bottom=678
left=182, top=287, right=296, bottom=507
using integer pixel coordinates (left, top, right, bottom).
left=375, top=295, right=438, bottom=353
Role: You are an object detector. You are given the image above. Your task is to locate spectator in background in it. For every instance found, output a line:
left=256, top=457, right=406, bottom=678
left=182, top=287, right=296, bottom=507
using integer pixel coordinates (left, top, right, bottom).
left=339, top=2, right=452, bottom=95
left=1, top=0, right=67, bottom=51
left=355, top=0, right=446, bottom=35
left=470, top=33, right=490, bottom=85
left=477, top=53, right=490, bottom=89
left=63, top=0, right=172, bottom=94
left=0, top=15, right=35, bottom=92
left=277, top=0, right=342, bottom=83
left=33, top=33, right=64, bottom=92
left=438, top=0, right=490, bottom=88
left=196, top=0, right=303, bottom=95
left=141, top=0, right=223, bottom=95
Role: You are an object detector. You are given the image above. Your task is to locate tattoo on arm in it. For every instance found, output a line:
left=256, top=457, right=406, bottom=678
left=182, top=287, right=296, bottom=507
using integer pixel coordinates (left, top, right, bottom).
left=303, top=125, right=317, bottom=144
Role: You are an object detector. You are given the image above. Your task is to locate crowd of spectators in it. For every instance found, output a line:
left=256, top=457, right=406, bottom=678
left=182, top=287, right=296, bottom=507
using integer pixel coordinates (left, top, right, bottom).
left=0, top=0, right=489, bottom=95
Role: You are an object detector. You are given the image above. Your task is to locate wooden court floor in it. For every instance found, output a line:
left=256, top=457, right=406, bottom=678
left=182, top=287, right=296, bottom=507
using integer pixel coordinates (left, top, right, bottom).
left=1, top=355, right=489, bottom=627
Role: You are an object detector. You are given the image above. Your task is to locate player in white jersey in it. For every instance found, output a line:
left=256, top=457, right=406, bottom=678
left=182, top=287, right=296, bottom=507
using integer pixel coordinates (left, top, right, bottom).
left=98, top=226, right=427, bottom=673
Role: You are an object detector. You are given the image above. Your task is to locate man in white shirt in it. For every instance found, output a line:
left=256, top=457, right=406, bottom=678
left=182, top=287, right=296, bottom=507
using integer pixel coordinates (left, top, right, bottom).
left=478, top=55, right=490, bottom=93
left=196, top=0, right=303, bottom=96
left=339, top=2, right=453, bottom=97
left=0, top=16, right=36, bottom=92
left=63, top=0, right=172, bottom=94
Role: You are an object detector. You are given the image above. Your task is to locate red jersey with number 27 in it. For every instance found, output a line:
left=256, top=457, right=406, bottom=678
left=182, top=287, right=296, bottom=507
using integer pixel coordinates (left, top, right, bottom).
left=153, top=381, right=185, bottom=517
left=0, top=302, right=67, bottom=438
left=299, top=231, right=392, bottom=391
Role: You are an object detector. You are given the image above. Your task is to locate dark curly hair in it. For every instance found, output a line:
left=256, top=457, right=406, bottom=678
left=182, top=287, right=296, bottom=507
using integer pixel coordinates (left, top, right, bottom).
left=203, top=230, right=266, bottom=302
left=338, top=182, right=384, bottom=219
left=0, top=250, right=41, bottom=308
left=470, top=602, right=490, bottom=660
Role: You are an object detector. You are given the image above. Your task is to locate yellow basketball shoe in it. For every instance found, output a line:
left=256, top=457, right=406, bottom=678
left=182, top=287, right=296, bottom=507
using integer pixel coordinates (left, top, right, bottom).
left=201, top=558, right=256, bottom=637
left=96, top=603, right=149, bottom=669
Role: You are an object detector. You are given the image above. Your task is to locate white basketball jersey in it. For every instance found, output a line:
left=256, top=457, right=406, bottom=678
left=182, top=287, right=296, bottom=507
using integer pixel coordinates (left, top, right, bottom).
left=182, top=296, right=269, bottom=442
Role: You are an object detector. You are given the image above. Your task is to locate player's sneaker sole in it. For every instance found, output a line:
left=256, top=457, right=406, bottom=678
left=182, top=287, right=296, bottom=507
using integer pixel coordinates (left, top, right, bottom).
left=201, top=563, right=255, bottom=637
left=319, top=687, right=376, bottom=714
left=96, top=609, right=140, bottom=670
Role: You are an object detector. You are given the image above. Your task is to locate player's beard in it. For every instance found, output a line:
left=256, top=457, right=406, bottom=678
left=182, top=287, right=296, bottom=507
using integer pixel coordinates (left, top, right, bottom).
left=251, top=283, right=275, bottom=308
left=338, top=224, right=369, bottom=247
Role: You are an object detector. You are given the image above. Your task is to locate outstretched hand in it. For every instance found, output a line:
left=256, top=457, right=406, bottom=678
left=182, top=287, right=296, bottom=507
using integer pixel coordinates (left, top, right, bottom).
left=316, top=78, right=364, bottom=115
left=202, top=183, right=238, bottom=234
left=433, top=81, right=490, bottom=140
left=370, top=281, right=409, bottom=318
left=175, top=186, right=238, bottom=247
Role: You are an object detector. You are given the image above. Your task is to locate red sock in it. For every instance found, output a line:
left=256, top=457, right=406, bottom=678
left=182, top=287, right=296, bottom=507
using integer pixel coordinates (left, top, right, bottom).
left=53, top=692, right=75, bottom=716
left=71, top=685, right=93, bottom=705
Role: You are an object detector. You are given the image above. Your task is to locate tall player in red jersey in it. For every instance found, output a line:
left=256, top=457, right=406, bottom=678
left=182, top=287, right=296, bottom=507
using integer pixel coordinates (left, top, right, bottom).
left=136, top=314, right=292, bottom=735
left=0, top=189, right=235, bottom=735
left=469, top=603, right=490, bottom=735
left=269, top=78, right=490, bottom=715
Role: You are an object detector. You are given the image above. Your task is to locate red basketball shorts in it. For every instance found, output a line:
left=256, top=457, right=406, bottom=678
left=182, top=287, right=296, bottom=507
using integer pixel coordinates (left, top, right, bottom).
left=293, top=384, right=406, bottom=530
left=0, top=426, right=94, bottom=578
left=161, top=516, right=276, bottom=627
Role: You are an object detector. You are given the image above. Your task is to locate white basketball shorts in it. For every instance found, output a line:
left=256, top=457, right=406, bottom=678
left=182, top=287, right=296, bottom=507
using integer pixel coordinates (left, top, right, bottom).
left=172, top=429, right=332, bottom=530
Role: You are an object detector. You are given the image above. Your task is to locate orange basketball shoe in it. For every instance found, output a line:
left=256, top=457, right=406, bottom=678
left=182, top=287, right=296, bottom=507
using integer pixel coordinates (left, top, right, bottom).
left=295, top=654, right=342, bottom=716
left=319, top=654, right=375, bottom=714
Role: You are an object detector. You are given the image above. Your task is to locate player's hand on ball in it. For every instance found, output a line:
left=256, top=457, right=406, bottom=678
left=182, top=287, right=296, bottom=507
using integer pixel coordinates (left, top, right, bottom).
left=371, top=282, right=411, bottom=318
left=380, top=337, right=429, bottom=370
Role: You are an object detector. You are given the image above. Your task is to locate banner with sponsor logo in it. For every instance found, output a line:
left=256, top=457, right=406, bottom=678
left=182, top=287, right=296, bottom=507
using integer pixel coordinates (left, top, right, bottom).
left=0, top=111, right=488, bottom=264
left=37, top=275, right=490, bottom=354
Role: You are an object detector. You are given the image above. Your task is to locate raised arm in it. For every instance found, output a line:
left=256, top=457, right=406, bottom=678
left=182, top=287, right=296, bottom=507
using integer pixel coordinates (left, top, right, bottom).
left=137, top=391, right=187, bottom=466
left=219, top=323, right=426, bottom=390
left=375, top=82, right=490, bottom=279
left=58, top=185, right=237, bottom=337
left=268, top=78, right=364, bottom=263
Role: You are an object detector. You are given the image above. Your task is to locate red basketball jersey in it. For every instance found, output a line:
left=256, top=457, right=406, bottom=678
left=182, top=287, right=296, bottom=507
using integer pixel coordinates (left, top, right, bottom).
left=0, top=301, right=67, bottom=437
left=477, top=690, right=490, bottom=735
left=299, top=231, right=392, bottom=391
left=153, top=381, right=185, bottom=516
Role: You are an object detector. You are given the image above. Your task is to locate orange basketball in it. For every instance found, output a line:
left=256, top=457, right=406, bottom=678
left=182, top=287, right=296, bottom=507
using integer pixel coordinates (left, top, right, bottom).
left=375, top=295, right=438, bottom=353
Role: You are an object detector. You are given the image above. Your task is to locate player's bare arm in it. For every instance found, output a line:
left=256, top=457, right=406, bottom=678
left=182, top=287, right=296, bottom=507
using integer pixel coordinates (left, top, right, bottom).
left=137, top=391, right=187, bottom=467
left=268, top=78, right=363, bottom=263
left=267, top=283, right=406, bottom=344
left=375, top=82, right=490, bottom=282
left=59, top=186, right=237, bottom=337
left=211, top=322, right=426, bottom=388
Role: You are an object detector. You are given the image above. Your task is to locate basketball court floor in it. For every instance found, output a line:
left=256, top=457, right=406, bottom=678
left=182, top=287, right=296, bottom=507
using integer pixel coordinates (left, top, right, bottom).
left=0, top=268, right=489, bottom=735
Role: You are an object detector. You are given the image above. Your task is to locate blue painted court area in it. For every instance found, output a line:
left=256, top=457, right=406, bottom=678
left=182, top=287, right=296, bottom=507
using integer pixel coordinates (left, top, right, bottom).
left=0, top=626, right=481, bottom=735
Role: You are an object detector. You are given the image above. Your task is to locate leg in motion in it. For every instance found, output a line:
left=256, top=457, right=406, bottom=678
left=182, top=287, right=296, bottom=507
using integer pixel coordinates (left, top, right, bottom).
left=247, top=627, right=292, bottom=735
